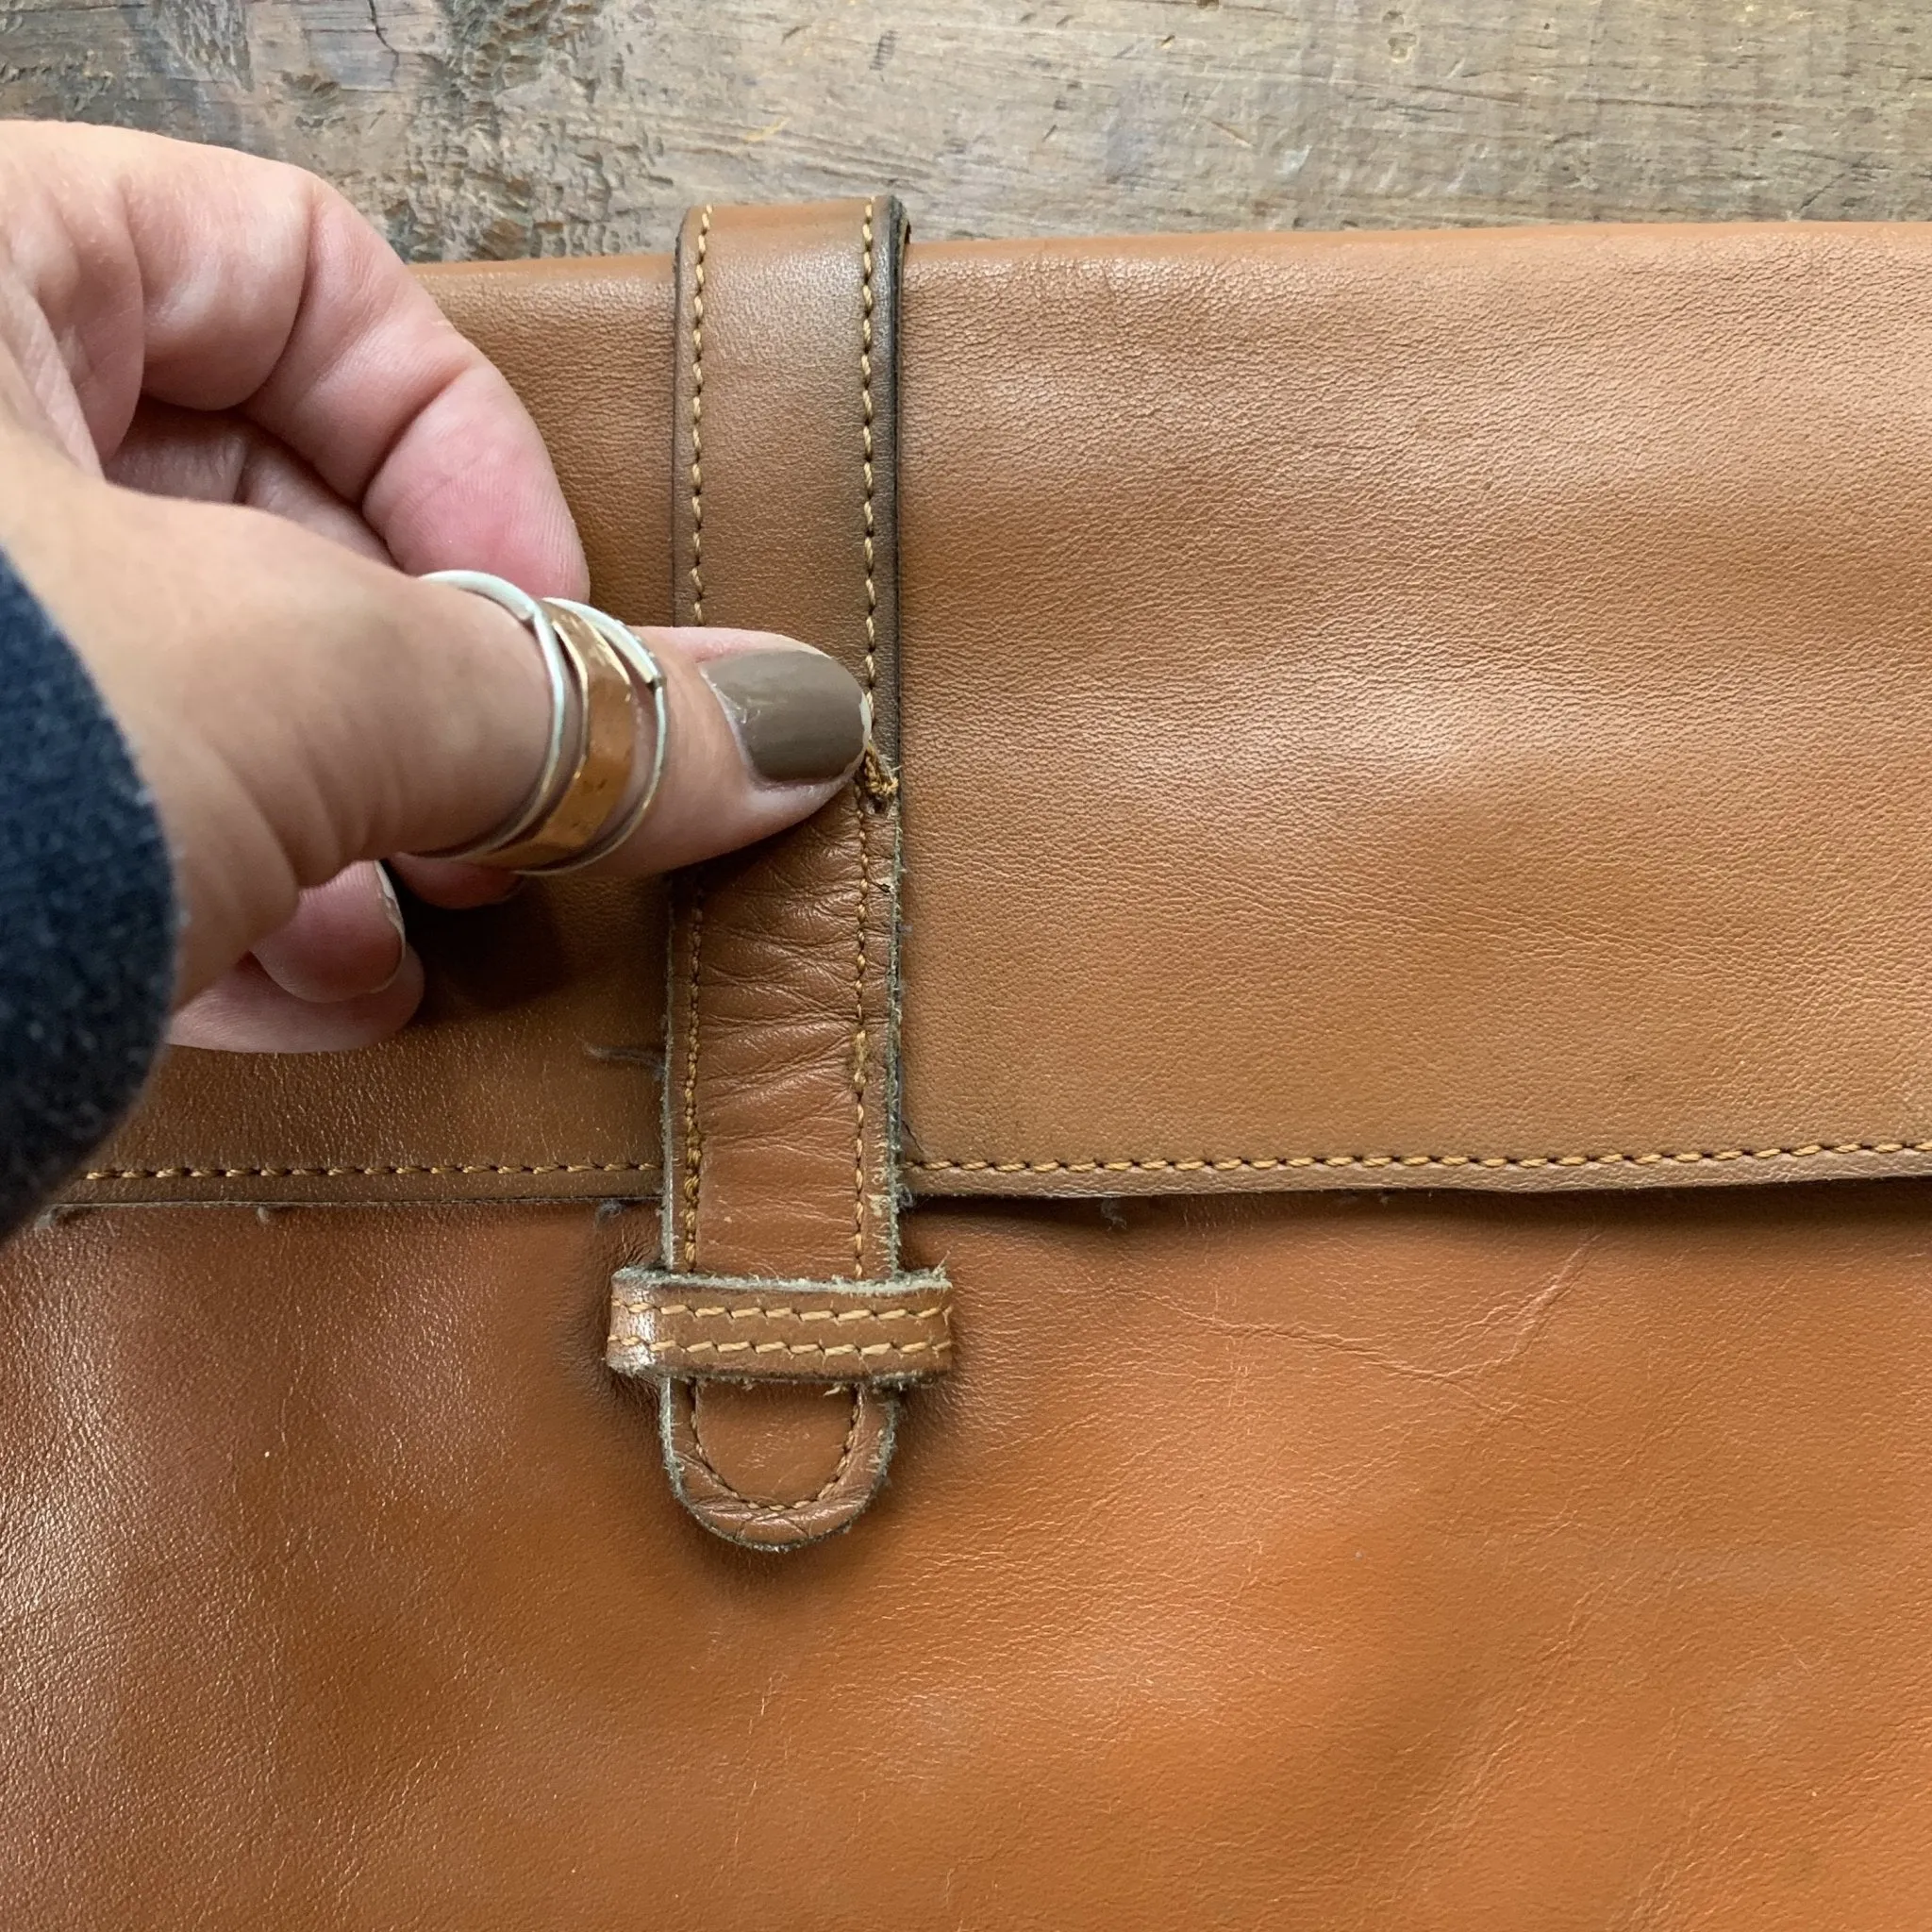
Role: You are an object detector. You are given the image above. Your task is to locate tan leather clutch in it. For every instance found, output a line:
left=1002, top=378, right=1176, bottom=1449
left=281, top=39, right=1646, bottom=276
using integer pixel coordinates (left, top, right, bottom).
left=10, top=200, right=1932, bottom=1926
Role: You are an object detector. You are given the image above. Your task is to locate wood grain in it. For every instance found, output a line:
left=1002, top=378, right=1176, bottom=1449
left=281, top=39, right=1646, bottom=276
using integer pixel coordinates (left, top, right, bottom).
left=4, top=2, right=1932, bottom=258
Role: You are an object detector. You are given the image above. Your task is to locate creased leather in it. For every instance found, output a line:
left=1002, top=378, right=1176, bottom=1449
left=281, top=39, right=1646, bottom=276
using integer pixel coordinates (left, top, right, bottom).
left=658, top=1378, right=898, bottom=1549
left=11, top=1190, right=1932, bottom=1926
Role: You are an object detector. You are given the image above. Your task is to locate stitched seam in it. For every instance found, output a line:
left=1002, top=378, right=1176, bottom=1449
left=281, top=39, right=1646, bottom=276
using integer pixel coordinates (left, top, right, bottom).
left=90, top=1139, right=1932, bottom=1185
left=678, top=205, right=714, bottom=1273
left=860, top=200, right=879, bottom=712
left=686, top=1383, right=871, bottom=1510
left=851, top=199, right=878, bottom=1278
left=615, top=1301, right=944, bottom=1322
left=852, top=796, right=869, bottom=1276
left=82, top=1161, right=657, bottom=1181
left=822, top=1388, right=868, bottom=1502
left=688, top=205, right=710, bottom=623
left=680, top=892, right=704, bottom=1268
left=909, top=1141, right=1932, bottom=1176
left=633, top=1339, right=948, bottom=1360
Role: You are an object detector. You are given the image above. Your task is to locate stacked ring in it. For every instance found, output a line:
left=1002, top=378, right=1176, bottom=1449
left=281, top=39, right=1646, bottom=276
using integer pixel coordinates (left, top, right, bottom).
left=539, top=600, right=673, bottom=874
left=419, top=570, right=671, bottom=874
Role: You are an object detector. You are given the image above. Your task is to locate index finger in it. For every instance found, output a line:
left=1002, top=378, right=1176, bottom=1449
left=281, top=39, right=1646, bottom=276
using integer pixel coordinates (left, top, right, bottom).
left=2, top=123, right=585, bottom=595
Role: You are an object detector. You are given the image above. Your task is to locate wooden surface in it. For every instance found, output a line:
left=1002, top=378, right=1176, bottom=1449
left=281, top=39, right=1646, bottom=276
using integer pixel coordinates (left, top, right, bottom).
left=4, top=2, right=1932, bottom=258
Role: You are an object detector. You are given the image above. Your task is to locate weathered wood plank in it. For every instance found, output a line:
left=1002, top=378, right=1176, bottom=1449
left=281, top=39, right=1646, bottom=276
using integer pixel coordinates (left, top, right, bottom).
left=4, top=2, right=1932, bottom=258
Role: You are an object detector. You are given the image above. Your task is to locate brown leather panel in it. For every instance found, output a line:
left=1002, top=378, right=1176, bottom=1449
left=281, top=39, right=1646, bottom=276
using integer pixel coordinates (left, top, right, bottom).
left=897, top=222, right=1932, bottom=1190
left=8, top=1189, right=1932, bottom=1925
left=73, top=882, right=663, bottom=1205
left=608, top=1272, right=952, bottom=1381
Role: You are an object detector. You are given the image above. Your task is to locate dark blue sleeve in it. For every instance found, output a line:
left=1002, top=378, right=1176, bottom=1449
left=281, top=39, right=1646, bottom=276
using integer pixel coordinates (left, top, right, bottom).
left=0, top=548, right=175, bottom=1236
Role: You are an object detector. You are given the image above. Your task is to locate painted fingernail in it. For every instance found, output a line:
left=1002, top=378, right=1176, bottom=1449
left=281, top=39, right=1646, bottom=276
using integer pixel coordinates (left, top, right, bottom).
left=701, top=649, right=865, bottom=785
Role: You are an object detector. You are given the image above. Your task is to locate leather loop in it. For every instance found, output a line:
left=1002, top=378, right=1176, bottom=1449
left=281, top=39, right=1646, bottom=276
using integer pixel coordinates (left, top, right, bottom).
left=657, top=1381, right=898, bottom=1551
left=605, top=194, right=950, bottom=1548
left=610, top=1272, right=953, bottom=1384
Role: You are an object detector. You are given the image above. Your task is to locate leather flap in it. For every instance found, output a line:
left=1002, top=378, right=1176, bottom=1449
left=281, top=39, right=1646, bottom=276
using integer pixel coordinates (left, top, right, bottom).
left=897, top=223, right=1932, bottom=1194
left=73, top=222, right=1932, bottom=1201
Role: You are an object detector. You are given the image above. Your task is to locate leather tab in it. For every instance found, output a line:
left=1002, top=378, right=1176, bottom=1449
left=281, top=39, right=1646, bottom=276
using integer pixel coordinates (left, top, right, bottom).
left=609, top=1273, right=953, bottom=1383
left=606, top=195, right=950, bottom=1548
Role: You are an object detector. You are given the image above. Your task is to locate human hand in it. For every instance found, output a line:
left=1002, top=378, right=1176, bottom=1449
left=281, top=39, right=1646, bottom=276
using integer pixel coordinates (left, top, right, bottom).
left=0, top=123, right=862, bottom=1050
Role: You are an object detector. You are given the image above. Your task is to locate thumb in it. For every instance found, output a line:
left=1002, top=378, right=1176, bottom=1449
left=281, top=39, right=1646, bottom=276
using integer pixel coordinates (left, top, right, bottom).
left=0, top=449, right=863, bottom=1006
left=399, top=608, right=872, bottom=891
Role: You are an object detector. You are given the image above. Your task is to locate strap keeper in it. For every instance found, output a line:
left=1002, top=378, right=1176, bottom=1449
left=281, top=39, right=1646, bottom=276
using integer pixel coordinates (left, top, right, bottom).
left=608, top=1271, right=953, bottom=1386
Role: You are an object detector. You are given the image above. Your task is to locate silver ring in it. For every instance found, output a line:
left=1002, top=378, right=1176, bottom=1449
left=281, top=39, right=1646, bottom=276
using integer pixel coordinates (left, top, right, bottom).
left=419, top=570, right=575, bottom=861
left=524, top=599, right=672, bottom=874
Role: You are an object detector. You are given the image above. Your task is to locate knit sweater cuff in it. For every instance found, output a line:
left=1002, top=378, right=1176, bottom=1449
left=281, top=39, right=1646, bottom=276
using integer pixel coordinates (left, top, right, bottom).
left=0, top=549, right=175, bottom=1235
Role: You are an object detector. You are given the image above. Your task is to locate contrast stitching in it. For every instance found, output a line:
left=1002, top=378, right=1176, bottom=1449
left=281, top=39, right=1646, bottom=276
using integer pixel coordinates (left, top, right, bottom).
left=615, top=1300, right=945, bottom=1323
left=859, top=198, right=879, bottom=711
left=858, top=198, right=893, bottom=804
left=851, top=796, right=870, bottom=1276
left=909, top=1141, right=1932, bottom=1177
left=687, top=204, right=711, bottom=623
left=680, top=892, right=704, bottom=1268
left=850, top=198, right=879, bottom=1277
left=633, top=1338, right=949, bottom=1361
left=90, top=1139, right=1932, bottom=1186
left=678, top=205, right=714, bottom=1271
left=83, top=1161, right=657, bottom=1182
left=821, top=1388, right=870, bottom=1503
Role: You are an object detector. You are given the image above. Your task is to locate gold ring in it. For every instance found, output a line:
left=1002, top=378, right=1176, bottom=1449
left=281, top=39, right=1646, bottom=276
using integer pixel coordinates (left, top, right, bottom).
left=412, top=572, right=673, bottom=874
left=471, top=604, right=638, bottom=872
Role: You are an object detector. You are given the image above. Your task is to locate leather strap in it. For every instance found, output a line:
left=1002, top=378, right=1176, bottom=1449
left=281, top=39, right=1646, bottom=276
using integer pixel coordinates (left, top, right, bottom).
left=605, top=196, right=952, bottom=1550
